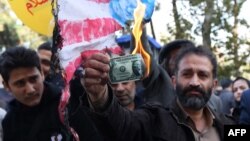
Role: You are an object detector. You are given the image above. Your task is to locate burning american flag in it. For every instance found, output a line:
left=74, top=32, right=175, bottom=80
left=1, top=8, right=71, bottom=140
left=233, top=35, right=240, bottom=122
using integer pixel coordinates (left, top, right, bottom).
left=52, top=0, right=155, bottom=140
left=52, top=0, right=122, bottom=140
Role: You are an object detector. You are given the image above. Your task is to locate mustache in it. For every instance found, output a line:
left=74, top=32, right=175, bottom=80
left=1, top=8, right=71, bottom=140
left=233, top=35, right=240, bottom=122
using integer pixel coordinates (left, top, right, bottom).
left=183, top=86, right=206, bottom=96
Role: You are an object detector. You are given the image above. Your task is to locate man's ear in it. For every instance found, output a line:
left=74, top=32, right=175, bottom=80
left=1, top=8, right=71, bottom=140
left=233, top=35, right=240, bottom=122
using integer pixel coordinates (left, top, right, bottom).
left=213, top=78, right=218, bottom=89
left=171, top=75, right=177, bottom=88
left=2, top=81, right=10, bottom=92
left=41, top=71, right=45, bottom=81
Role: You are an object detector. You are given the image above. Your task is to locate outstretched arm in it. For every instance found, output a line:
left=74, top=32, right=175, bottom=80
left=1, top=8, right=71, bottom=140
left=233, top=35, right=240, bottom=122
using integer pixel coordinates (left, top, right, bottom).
left=130, top=27, right=175, bottom=107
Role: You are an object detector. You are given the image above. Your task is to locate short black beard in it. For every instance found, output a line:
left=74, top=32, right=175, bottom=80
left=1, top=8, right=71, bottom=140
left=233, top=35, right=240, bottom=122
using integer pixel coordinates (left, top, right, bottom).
left=175, top=83, right=212, bottom=110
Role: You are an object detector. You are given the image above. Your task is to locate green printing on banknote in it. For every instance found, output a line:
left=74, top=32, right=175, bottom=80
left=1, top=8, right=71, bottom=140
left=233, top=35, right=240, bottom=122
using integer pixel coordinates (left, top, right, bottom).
left=109, top=54, right=145, bottom=84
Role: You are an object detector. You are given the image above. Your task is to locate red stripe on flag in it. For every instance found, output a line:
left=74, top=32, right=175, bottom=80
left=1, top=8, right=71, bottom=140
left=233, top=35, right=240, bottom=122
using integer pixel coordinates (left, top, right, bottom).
left=81, top=46, right=122, bottom=60
left=87, top=0, right=110, bottom=3
left=59, top=18, right=121, bottom=46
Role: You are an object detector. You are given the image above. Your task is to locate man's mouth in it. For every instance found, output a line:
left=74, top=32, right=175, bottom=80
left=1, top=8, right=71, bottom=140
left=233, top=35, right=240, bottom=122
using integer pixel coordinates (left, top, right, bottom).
left=187, top=91, right=202, bottom=96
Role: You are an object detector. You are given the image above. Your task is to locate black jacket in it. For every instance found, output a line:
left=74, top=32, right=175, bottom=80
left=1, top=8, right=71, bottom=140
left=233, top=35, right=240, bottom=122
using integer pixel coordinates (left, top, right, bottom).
left=141, top=60, right=175, bottom=108
left=89, top=92, right=235, bottom=141
left=2, top=82, right=101, bottom=141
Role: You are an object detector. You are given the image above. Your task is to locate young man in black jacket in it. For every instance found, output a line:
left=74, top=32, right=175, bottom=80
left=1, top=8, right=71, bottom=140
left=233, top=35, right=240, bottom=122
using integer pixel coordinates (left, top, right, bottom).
left=0, top=47, right=101, bottom=141
left=81, top=46, right=235, bottom=141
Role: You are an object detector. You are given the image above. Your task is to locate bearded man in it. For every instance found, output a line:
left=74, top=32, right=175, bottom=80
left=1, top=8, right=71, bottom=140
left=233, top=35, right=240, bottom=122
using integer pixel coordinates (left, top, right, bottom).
left=81, top=46, right=235, bottom=141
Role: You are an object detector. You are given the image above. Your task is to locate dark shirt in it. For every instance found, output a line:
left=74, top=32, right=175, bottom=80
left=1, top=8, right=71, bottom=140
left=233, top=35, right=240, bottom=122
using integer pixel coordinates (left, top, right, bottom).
left=232, top=101, right=241, bottom=123
left=45, top=73, right=65, bottom=90
left=219, top=90, right=235, bottom=115
left=2, top=82, right=102, bottom=141
left=141, top=60, right=175, bottom=108
left=239, top=89, right=250, bottom=124
left=88, top=92, right=235, bottom=141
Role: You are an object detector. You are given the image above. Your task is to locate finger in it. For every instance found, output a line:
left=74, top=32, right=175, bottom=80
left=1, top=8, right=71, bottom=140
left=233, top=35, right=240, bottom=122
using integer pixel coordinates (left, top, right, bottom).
left=84, top=68, right=107, bottom=78
left=84, top=59, right=110, bottom=73
left=83, top=78, right=102, bottom=87
left=90, top=53, right=110, bottom=64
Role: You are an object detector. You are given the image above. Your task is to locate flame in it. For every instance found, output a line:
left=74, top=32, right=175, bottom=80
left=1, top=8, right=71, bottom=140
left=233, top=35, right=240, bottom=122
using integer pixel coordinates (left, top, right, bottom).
left=131, top=0, right=151, bottom=77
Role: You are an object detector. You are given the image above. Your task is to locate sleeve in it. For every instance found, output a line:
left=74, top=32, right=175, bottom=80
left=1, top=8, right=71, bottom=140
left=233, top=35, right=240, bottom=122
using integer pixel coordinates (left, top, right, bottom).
left=87, top=88, right=156, bottom=141
left=142, top=60, right=176, bottom=107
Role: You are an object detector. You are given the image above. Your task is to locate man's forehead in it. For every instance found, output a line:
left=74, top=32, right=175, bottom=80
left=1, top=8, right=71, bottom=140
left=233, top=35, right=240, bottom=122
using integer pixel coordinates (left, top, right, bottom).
left=178, top=54, right=213, bottom=71
left=8, top=67, right=41, bottom=82
left=37, top=49, right=52, bottom=56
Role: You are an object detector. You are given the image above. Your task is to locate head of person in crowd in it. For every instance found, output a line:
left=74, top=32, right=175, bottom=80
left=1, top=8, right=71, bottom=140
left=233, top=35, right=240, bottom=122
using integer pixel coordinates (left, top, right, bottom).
left=159, top=39, right=196, bottom=77
left=232, top=76, right=250, bottom=102
left=110, top=81, right=136, bottom=111
left=37, top=41, right=52, bottom=77
left=0, top=47, right=44, bottom=107
left=220, top=77, right=233, bottom=91
left=172, top=46, right=217, bottom=110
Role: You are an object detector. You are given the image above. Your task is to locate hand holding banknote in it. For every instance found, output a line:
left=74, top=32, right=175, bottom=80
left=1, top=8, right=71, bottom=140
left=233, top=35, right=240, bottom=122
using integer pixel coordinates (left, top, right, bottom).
left=81, top=53, right=110, bottom=108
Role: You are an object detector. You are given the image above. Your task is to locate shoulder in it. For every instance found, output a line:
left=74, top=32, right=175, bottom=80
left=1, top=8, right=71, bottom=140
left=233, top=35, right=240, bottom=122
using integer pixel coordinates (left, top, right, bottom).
left=136, top=102, right=172, bottom=117
left=139, top=102, right=165, bottom=110
left=0, top=108, right=6, bottom=119
left=242, top=89, right=250, bottom=99
left=213, top=110, right=236, bottom=124
left=2, top=107, right=16, bottom=129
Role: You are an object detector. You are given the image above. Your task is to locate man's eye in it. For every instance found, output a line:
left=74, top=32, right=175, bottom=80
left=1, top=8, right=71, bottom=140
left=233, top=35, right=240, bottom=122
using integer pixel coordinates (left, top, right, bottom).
left=182, top=73, right=192, bottom=77
left=41, top=59, right=51, bottom=66
left=15, top=81, right=25, bottom=87
left=122, top=82, right=129, bottom=85
left=239, top=86, right=247, bottom=91
left=199, top=74, right=208, bottom=78
left=30, top=76, right=38, bottom=83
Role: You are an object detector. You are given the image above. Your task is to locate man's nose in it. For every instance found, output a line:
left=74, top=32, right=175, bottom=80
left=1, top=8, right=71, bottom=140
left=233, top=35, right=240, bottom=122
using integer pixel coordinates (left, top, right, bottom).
left=116, top=83, right=124, bottom=91
left=189, top=75, right=200, bottom=87
left=235, top=89, right=242, bottom=95
left=25, top=83, right=35, bottom=93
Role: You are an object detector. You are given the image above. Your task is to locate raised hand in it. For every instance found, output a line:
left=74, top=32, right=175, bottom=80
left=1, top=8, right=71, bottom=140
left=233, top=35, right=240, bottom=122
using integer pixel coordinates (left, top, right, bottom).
left=80, top=53, right=110, bottom=108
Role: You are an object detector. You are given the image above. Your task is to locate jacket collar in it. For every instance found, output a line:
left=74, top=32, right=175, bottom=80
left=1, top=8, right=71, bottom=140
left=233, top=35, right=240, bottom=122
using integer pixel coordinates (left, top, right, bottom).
left=170, top=97, right=226, bottom=140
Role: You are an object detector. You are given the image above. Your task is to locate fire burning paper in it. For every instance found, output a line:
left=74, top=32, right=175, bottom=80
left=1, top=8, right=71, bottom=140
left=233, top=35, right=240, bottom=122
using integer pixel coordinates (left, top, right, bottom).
left=110, top=0, right=155, bottom=78
left=131, top=0, right=151, bottom=77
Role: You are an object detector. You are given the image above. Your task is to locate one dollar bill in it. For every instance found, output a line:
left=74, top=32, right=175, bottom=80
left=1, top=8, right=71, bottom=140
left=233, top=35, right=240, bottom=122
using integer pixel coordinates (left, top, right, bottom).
left=109, top=54, right=145, bottom=84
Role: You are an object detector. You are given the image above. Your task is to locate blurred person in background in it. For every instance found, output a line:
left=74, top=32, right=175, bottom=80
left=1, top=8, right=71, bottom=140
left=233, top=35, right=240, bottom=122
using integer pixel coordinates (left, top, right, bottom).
left=0, top=107, right=6, bottom=141
left=0, top=75, right=13, bottom=110
left=110, top=81, right=143, bottom=111
left=239, top=89, right=250, bottom=124
left=218, top=78, right=235, bottom=115
left=232, top=76, right=250, bottom=123
left=37, top=42, right=64, bottom=89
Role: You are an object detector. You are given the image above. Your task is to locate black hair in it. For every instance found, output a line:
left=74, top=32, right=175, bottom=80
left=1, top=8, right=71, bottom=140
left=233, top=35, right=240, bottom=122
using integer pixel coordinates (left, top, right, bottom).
left=159, top=40, right=195, bottom=76
left=158, top=39, right=195, bottom=64
left=0, top=47, right=41, bottom=82
left=174, top=46, right=218, bottom=78
left=220, top=78, right=232, bottom=89
left=233, top=76, right=250, bottom=88
left=37, top=41, right=52, bottom=51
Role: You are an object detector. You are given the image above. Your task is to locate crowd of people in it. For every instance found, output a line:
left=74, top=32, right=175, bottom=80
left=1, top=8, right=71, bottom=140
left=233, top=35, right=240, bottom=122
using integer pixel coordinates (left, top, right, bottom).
left=0, top=33, right=249, bottom=141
